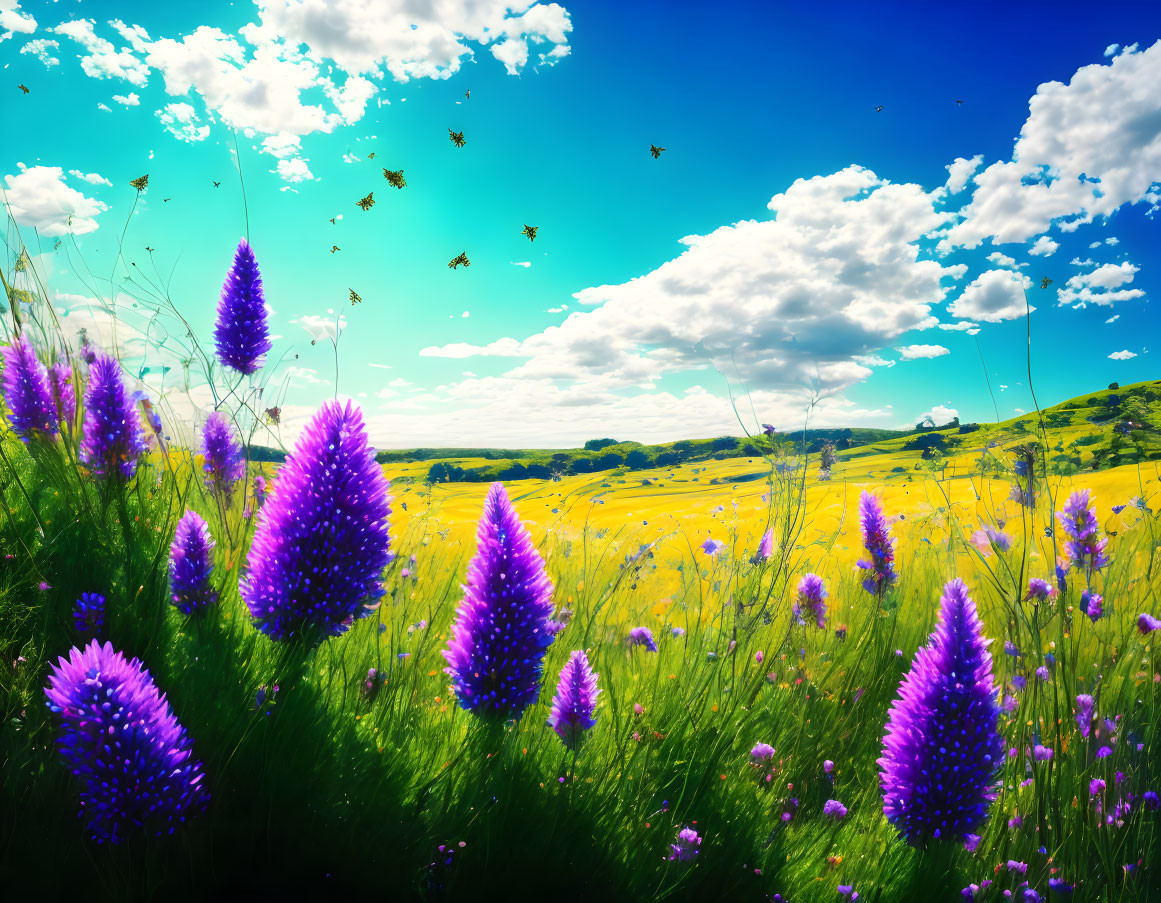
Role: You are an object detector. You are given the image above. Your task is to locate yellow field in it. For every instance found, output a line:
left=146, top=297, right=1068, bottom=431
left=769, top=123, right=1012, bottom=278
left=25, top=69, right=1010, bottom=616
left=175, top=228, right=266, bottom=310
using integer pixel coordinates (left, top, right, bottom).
left=380, top=450, right=1160, bottom=603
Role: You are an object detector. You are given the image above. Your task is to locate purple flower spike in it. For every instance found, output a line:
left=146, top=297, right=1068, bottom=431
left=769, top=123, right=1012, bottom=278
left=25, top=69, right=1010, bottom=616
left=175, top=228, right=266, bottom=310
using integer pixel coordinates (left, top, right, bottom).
left=627, top=626, right=658, bottom=651
left=73, top=592, right=106, bottom=637
left=201, top=411, right=245, bottom=502
left=443, top=483, right=555, bottom=721
left=1137, top=612, right=1161, bottom=634
left=214, top=238, right=272, bottom=375
left=857, top=490, right=897, bottom=595
left=43, top=639, right=209, bottom=843
left=1, top=334, right=58, bottom=440
left=667, top=826, right=702, bottom=862
left=50, top=359, right=76, bottom=430
left=242, top=399, right=391, bottom=642
left=793, top=573, right=827, bottom=628
left=879, top=579, right=1003, bottom=846
left=1056, top=490, right=1109, bottom=573
left=1025, top=578, right=1055, bottom=602
left=1075, top=695, right=1094, bottom=737
left=547, top=649, right=600, bottom=749
left=80, top=352, right=147, bottom=480
left=170, top=510, right=216, bottom=615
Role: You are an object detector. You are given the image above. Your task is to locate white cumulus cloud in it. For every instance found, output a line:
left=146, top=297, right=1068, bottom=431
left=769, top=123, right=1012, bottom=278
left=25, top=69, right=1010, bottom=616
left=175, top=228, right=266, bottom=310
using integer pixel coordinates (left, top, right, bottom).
left=1057, top=261, right=1144, bottom=307
left=2, top=164, right=108, bottom=235
left=1028, top=235, right=1058, bottom=256
left=1108, top=349, right=1136, bottom=360
left=898, top=344, right=950, bottom=361
left=948, top=269, right=1033, bottom=322
left=945, top=41, right=1161, bottom=249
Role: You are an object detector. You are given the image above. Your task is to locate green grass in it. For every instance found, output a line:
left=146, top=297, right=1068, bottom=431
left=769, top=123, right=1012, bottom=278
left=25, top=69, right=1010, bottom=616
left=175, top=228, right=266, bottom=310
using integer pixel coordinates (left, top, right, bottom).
left=1, top=400, right=1159, bottom=900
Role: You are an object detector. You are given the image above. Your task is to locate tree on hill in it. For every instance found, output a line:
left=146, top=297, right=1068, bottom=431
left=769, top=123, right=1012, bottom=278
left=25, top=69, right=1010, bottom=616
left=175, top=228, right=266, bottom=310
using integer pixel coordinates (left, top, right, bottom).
left=584, top=438, right=619, bottom=452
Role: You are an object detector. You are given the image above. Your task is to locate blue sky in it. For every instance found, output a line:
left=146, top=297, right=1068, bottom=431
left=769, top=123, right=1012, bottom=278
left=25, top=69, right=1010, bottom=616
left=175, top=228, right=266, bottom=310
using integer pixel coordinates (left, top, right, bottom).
left=2, top=0, right=1158, bottom=448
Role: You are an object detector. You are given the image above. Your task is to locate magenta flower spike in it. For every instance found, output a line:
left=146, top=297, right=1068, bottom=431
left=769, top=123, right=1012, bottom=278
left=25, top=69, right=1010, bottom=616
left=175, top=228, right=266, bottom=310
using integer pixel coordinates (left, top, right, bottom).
left=214, top=238, right=272, bottom=375
left=201, top=411, right=245, bottom=502
left=80, top=352, right=147, bottom=480
left=44, top=640, right=209, bottom=843
left=242, top=399, right=392, bottom=642
left=170, top=510, right=217, bottom=615
left=879, top=579, right=1002, bottom=846
left=443, top=483, right=556, bottom=721
left=793, top=573, right=827, bottom=628
left=547, top=649, right=600, bottom=749
left=1, top=334, right=58, bottom=441
left=857, top=490, right=897, bottom=595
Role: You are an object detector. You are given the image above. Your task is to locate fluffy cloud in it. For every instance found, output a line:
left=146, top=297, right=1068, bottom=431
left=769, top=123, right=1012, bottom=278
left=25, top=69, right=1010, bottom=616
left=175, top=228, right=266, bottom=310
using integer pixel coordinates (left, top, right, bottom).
left=1057, top=261, right=1145, bottom=307
left=937, top=320, right=980, bottom=333
left=917, top=404, right=958, bottom=426
left=20, top=38, right=58, bottom=65
left=945, top=41, right=1161, bottom=248
left=1028, top=235, right=1058, bottom=256
left=2, top=165, right=108, bottom=235
left=986, top=251, right=1021, bottom=269
left=948, top=269, right=1032, bottom=322
left=247, top=0, right=571, bottom=80
left=112, top=91, right=140, bottom=105
left=422, top=166, right=962, bottom=392
left=53, top=19, right=151, bottom=85
left=0, top=0, right=36, bottom=41
left=49, top=2, right=572, bottom=181
left=944, top=155, right=983, bottom=194
left=1108, top=349, right=1137, bottom=360
left=156, top=101, right=210, bottom=142
left=898, top=344, right=950, bottom=361
left=67, top=169, right=112, bottom=186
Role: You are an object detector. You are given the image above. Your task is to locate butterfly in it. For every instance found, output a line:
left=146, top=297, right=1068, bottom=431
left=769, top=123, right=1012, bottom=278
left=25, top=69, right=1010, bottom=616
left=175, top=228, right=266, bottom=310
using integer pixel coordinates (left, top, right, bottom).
left=465, top=90, right=471, bottom=100
left=650, top=144, right=664, bottom=158
left=368, top=152, right=376, bottom=159
left=129, top=174, right=149, bottom=191
left=449, top=129, right=466, bottom=147
left=448, top=252, right=470, bottom=269
left=212, top=181, right=220, bottom=188
left=356, top=192, right=375, bottom=211
left=1041, top=277, right=1052, bottom=289
left=874, top=105, right=884, bottom=112
left=329, top=217, right=336, bottom=224
left=331, top=245, right=340, bottom=253
left=264, top=406, right=281, bottom=425
left=522, top=224, right=538, bottom=242
left=18, top=84, right=30, bottom=94
left=350, top=289, right=362, bottom=305
left=383, top=169, right=406, bottom=189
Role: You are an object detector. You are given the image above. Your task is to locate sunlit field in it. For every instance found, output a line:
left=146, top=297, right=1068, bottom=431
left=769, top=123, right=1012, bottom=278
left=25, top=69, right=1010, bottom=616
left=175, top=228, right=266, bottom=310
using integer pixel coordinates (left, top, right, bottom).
left=2, top=281, right=1159, bottom=898
left=4, top=4, right=1161, bottom=899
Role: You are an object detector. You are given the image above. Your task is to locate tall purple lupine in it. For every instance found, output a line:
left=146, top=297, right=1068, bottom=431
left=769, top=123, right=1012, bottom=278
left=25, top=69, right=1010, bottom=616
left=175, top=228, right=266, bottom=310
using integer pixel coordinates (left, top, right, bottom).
left=547, top=650, right=600, bottom=749
left=80, top=352, right=147, bottom=480
left=214, top=238, right=271, bottom=375
left=1, top=334, right=58, bottom=440
left=793, top=573, right=827, bottom=628
left=879, top=579, right=1003, bottom=846
left=1056, top=490, right=1109, bottom=574
left=443, top=482, right=556, bottom=722
left=49, top=359, right=76, bottom=431
left=751, top=528, right=775, bottom=564
left=201, top=411, right=244, bottom=502
left=170, top=510, right=216, bottom=615
left=857, top=490, right=897, bottom=595
left=242, top=399, right=391, bottom=641
left=44, top=639, right=209, bottom=843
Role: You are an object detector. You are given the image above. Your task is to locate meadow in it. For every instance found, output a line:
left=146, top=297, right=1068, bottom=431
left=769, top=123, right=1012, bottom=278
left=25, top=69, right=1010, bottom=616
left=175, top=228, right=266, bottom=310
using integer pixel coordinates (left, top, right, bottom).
left=1, top=239, right=1159, bottom=902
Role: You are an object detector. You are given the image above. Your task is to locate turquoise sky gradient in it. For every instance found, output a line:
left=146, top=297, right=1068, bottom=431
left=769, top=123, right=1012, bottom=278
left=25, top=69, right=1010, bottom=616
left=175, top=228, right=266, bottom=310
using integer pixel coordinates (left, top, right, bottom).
left=2, top=1, right=1159, bottom=448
